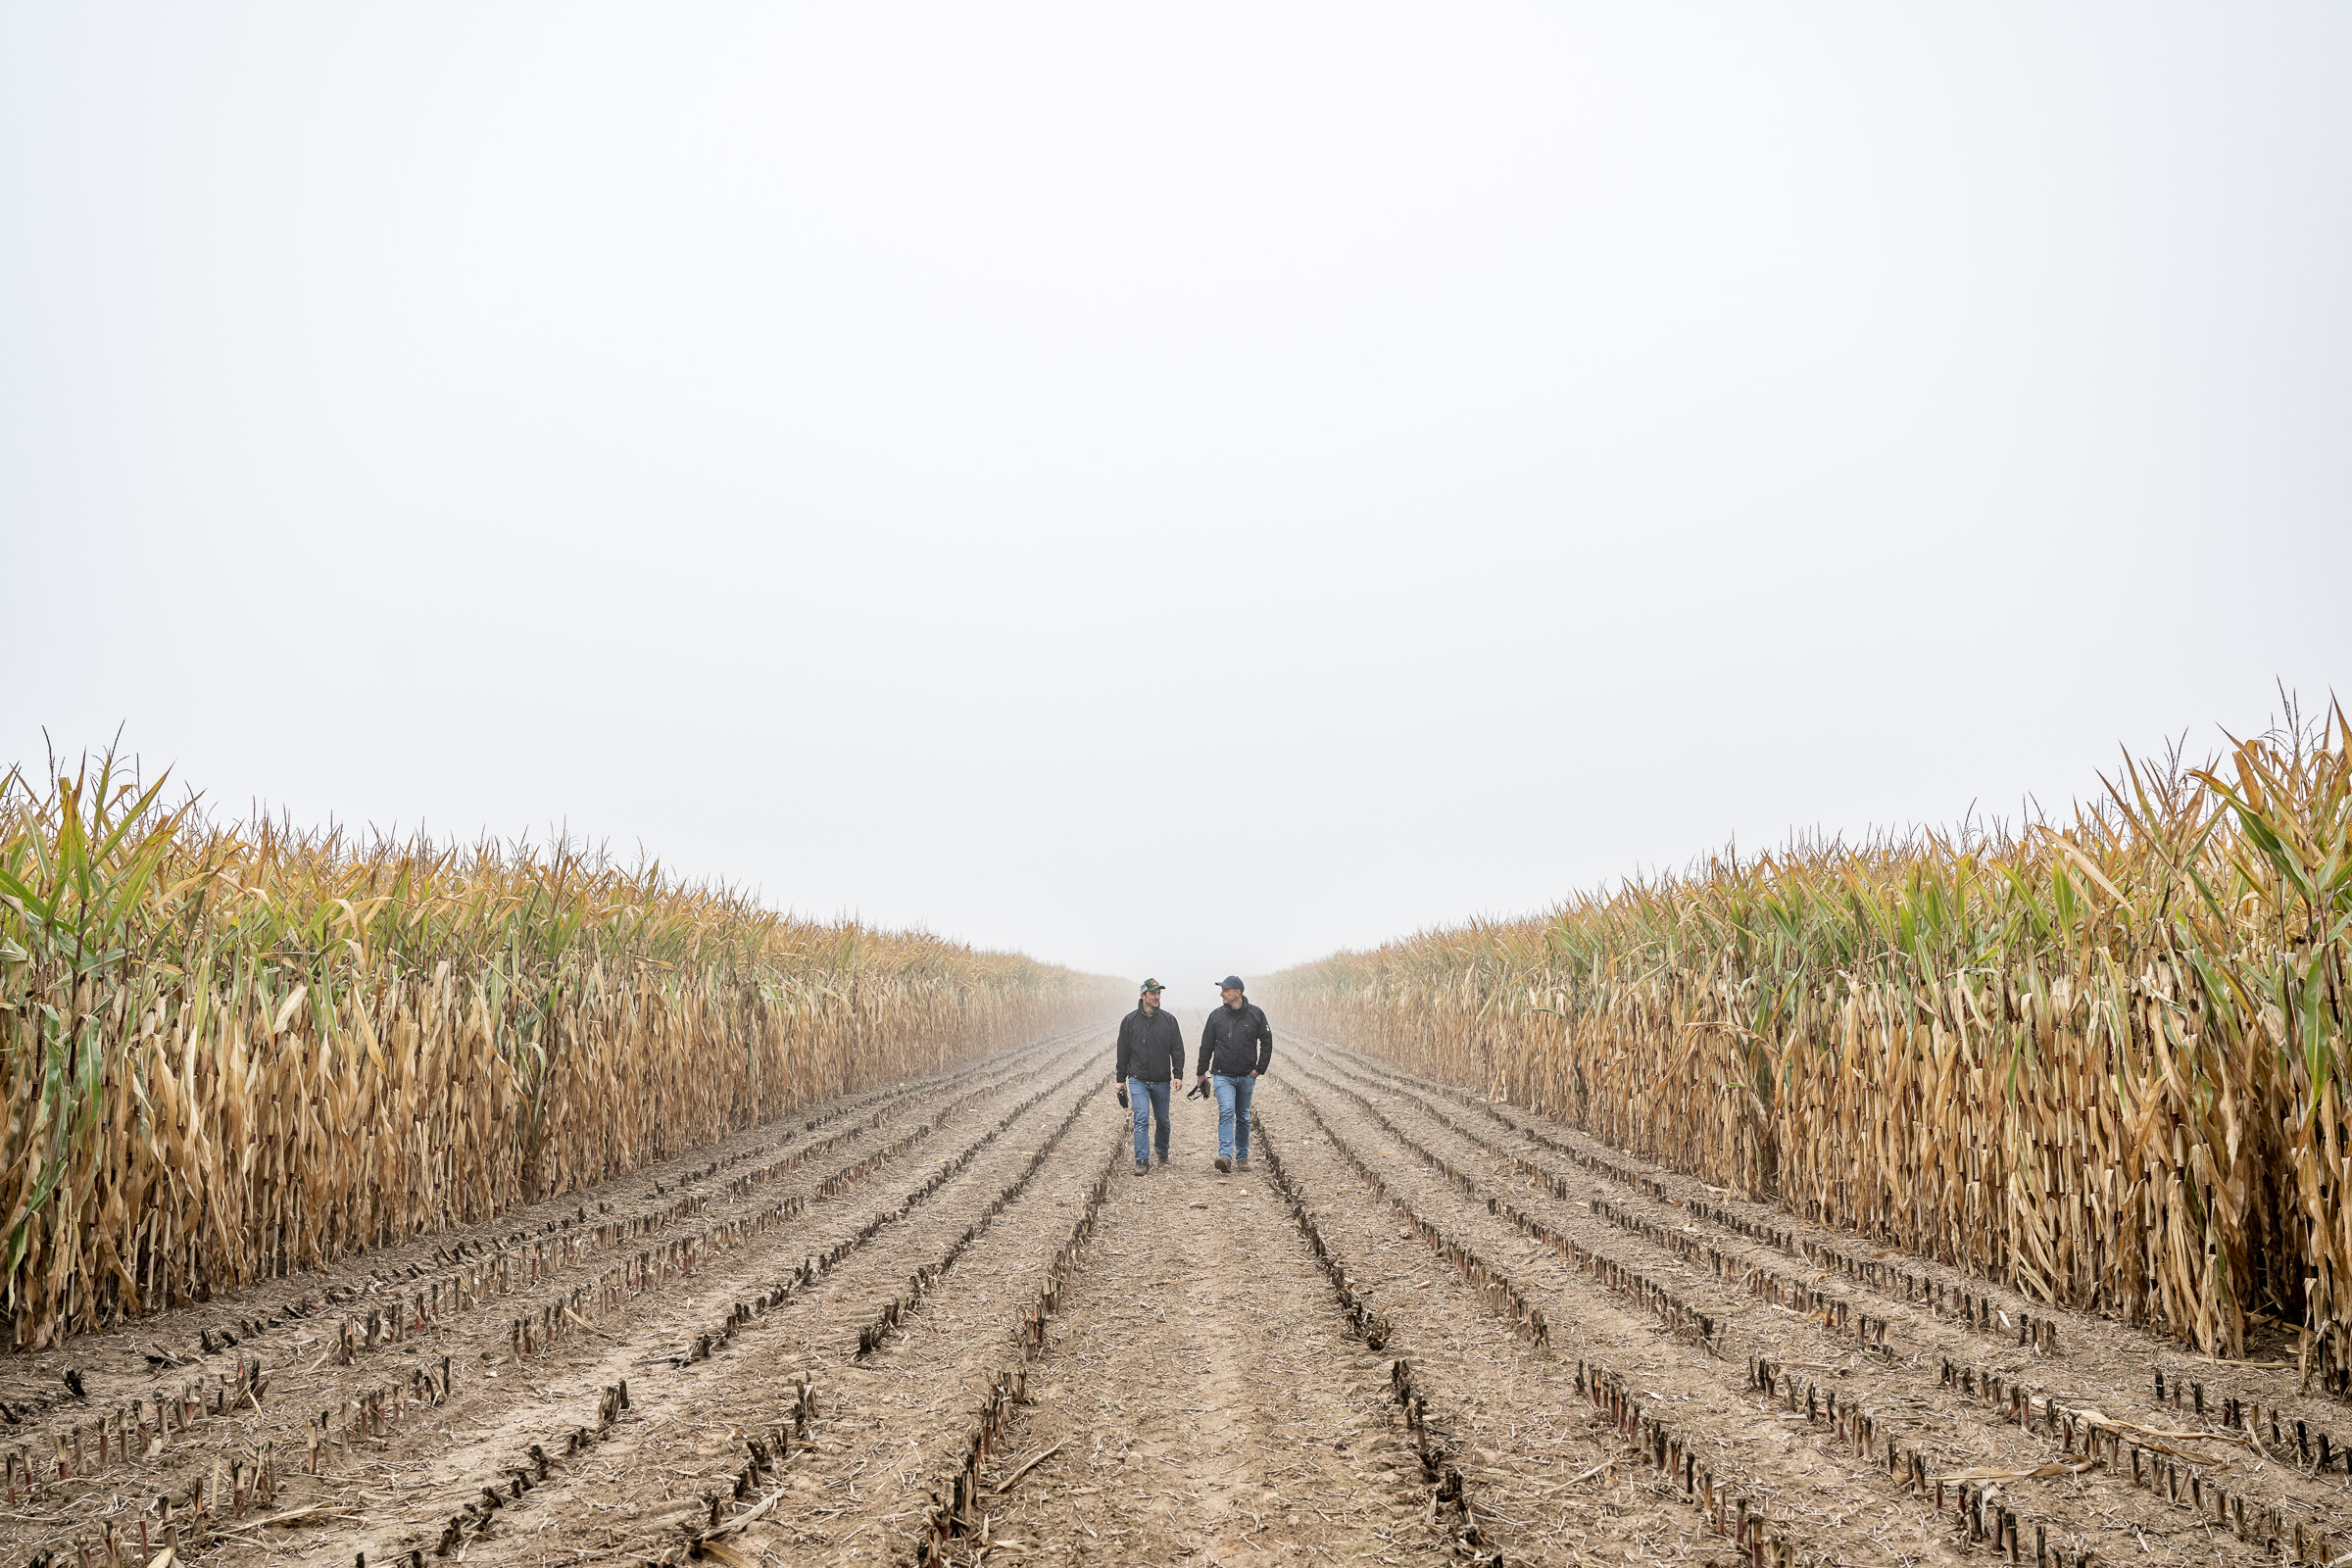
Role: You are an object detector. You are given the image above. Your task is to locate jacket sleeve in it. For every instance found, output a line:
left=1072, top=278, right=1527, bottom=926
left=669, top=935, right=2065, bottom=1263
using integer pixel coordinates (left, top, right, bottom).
left=1113, top=1014, right=1133, bottom=1079
left=1162, top=1016, right=1185, bottom=1080
left=1194, top=1015, right=1212, bottom=1079
left=1254, top=1006, right=1274, bottom=1074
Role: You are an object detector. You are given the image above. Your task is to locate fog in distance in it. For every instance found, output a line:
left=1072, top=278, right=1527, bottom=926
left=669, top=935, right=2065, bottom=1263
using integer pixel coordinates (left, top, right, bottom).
left=4, top=5, right=2346, bottom=993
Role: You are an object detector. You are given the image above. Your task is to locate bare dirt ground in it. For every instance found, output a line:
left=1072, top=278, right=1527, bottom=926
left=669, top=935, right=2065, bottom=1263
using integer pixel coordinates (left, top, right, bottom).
left=8, top=1020, right=2349, bottom=1568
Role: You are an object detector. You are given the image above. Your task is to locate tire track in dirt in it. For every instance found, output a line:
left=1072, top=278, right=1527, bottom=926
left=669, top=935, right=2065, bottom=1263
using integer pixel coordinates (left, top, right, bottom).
left=1293, top=1042, right=2350, bottom=1567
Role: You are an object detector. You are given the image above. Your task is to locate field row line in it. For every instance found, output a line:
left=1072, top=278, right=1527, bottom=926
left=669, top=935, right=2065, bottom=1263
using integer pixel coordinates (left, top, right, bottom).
left=1269, top=1080, right=1549, bottom=1348
left=1300, top=1049, right=2064, bottom=1371
left=0, top=1054, right=1037, bottom=1518
left=1249, top=1109, right=1504, bottom=1566
left=1269, top=1077, right=1877, bottom=1568
left=13, top=1060, right=1030, bottom=1545
left=1282, top=1066, right=1728, bottom=1353
left=61, top=1047, right=1079, bottom=1566
left=393, top=1046, right=1098, bottom=1566
left=1327, top=1047, right=2060, bottom=1351
left=1289, top=1057, right=2109, bottom=1567
left=852, top=1072, right=1110, bottom=1360
left=1312, top=1044, right=2351, bottom=1565
left=668, top=1054, right=1102, bottom=1370
left=0, top=1054, right=956, bottom=1446
left=1256, top=1094, right=1840, bottom=1568
left=913, top=1136, right=1123, bottom=1565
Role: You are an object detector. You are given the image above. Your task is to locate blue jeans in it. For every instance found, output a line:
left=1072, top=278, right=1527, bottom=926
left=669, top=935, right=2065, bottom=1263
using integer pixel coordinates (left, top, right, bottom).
left=1129, top=1079, right=1171, bottom=1163
left=1213, top=1074, right=1255, bottom=1159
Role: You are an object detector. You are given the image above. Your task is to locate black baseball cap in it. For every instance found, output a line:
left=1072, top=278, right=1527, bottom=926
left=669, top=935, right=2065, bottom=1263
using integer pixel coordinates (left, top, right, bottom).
left=1217, top=974, right=1246, bottom=990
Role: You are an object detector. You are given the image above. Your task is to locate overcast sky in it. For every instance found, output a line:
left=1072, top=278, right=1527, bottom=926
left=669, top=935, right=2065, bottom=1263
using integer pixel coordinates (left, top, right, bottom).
left=3, top=5, right=2345, bottom=996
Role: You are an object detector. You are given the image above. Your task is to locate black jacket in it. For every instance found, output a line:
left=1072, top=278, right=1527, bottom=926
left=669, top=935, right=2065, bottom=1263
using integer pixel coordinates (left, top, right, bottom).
left=1196, top=1000, right=1273, bottom=1078
left=1114, top=1007, right=1186, bottom=1082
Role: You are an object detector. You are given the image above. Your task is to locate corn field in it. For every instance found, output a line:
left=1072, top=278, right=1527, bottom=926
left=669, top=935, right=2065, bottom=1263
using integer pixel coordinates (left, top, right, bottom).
left=1270, top=709, right=2352, bottom=1376
left=0, top=758, right=1114, bottom=1348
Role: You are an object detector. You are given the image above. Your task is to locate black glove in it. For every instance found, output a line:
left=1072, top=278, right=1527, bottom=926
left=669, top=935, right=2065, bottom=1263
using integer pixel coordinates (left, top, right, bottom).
left=1116, top=1085, right=1129, bottom=1109
left=1185, top=1080, right=1211, bottom=1101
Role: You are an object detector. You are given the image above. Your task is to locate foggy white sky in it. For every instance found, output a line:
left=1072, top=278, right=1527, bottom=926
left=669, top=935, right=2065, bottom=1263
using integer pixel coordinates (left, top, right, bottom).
left=4, top=5, right=2346, bottom=997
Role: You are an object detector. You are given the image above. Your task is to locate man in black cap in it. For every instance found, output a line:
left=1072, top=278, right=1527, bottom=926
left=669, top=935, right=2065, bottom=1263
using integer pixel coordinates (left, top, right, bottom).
left=1113, top=979, right=1185, bottom=1175
left=1194, top=976, right=1272, bottom=1173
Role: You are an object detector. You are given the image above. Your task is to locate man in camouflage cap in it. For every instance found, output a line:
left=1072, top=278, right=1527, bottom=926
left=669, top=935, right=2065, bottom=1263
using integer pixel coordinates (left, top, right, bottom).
left=1113, top=979, right=1185, bottom=1175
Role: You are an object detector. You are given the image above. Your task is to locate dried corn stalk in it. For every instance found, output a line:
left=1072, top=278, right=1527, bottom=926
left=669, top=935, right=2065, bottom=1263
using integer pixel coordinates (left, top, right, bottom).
left=1271, top=708, right=2352, bottom=1370
left=0, top=758, right=1117, bottom=1347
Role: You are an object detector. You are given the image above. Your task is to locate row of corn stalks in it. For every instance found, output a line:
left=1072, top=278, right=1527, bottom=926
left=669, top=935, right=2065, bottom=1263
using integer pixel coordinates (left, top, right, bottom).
left=0, top=755, right=1119, bottom=1347
left=1267, top=707, right=2352, bottom=1372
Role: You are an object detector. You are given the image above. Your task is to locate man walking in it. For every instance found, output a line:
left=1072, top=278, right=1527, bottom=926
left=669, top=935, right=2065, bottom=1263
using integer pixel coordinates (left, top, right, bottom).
left=1114, top=979, right=1185, bottom=1175
left=1195, top=975, right=1272, bottom=1174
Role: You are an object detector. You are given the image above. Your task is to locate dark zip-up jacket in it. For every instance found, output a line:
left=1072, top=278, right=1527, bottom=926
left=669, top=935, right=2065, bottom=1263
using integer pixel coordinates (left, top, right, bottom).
left=1114, top=1007, right=1186, bottom=1082
left=1196, top=1000, right=1273, bottom=1078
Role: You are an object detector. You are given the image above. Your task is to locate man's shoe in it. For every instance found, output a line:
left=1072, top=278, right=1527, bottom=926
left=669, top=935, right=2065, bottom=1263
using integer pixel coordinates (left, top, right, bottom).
left=1155, top=1154, right=1169, bottom=1166
left=1215, top=1155, right=1232, bottom=1174
left=1133, top=1160, right=1150, bottom=1177
left=1236, top=1156, right=1250, bottom=1170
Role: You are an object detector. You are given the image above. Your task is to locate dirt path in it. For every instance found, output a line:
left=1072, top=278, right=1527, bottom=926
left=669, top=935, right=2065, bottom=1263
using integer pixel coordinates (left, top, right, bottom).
left=972, top=1089, right=1457, bottom=1567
